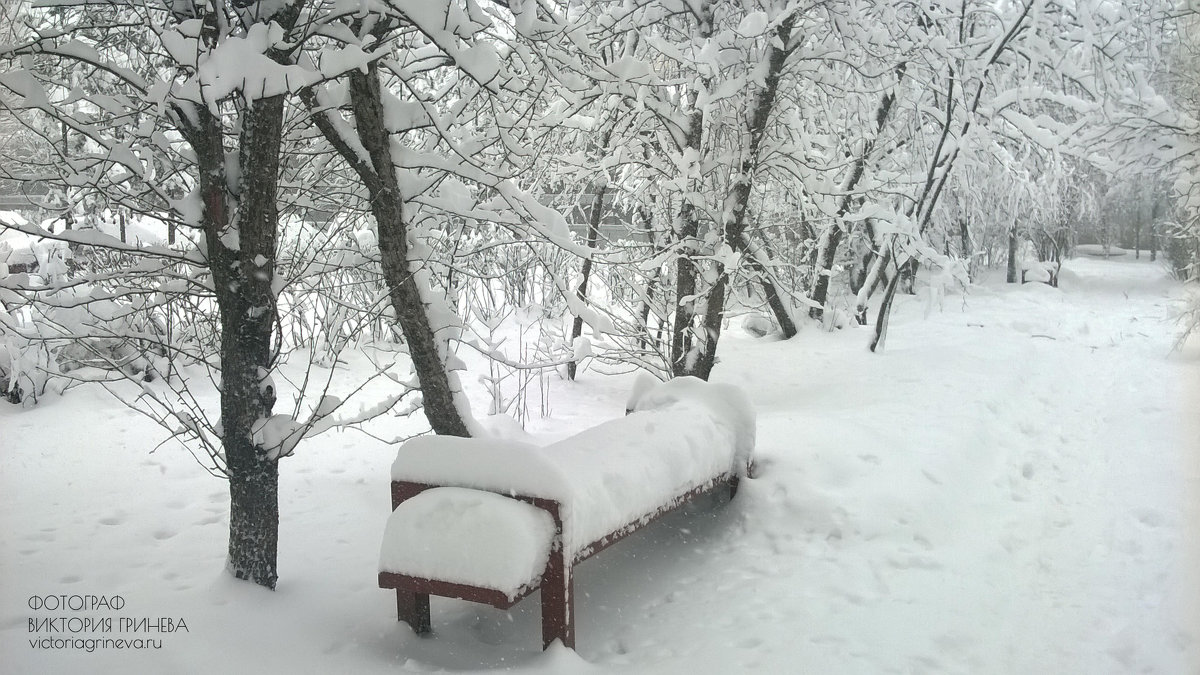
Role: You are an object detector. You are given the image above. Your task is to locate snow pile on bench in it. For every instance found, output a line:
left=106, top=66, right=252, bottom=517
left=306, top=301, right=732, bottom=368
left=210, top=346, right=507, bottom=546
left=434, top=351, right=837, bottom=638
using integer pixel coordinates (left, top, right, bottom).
left=384, top=376, right=755, bottom=580
left=379, top=487, right=555, bottom=599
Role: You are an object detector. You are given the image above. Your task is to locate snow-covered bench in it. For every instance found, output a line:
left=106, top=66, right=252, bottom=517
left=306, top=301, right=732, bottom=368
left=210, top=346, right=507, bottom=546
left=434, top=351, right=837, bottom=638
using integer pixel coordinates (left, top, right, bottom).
left=378, top=376, right=755, bottom=650
left=1021, top=259, right=1061, bottom=287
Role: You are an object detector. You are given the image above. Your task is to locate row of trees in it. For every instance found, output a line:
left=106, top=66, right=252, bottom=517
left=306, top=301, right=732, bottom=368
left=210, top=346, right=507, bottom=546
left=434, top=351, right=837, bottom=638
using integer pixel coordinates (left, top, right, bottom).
left=1, top=0, right=1194, bottom=588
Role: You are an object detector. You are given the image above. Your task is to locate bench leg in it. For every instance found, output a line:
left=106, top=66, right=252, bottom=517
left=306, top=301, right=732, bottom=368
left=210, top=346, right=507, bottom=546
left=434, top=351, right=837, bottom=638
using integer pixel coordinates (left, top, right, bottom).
left=396, top=590, right=431, bottom=635
left=541, top=546, right=574, bottom=650
left=728, top=474, right=741, bottom=500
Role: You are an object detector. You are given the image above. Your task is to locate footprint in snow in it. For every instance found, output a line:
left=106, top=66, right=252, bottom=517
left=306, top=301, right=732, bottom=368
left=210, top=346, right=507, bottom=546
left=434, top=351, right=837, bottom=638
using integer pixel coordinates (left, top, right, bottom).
left=737, top=637, right=763, bottom=649
left=1133, top=508, right=1165, bottom=528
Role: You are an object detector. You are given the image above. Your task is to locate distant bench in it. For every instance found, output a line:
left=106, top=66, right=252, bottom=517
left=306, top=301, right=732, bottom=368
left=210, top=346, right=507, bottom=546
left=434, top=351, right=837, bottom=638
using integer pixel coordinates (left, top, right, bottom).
left=378, top=376, right=756, bottom=650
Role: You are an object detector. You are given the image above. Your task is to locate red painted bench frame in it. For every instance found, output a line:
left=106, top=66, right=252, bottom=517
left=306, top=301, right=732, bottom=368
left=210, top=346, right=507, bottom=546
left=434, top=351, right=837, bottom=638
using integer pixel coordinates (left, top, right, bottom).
left=379, top=469, right=744, bottom=650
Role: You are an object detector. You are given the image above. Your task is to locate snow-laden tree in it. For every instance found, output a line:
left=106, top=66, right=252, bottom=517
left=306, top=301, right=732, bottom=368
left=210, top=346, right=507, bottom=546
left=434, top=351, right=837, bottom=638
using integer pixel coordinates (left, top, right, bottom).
left=0, top=0, right=460, bottom=588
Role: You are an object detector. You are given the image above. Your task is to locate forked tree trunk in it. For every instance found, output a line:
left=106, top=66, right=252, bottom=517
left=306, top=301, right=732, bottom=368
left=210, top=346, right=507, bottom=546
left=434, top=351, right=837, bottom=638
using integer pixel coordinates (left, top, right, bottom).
left=683, top=14, right=796, bottom=380
left=810, top=64, right=905, bottom=320
left=192, top=88, right=286, bottom=589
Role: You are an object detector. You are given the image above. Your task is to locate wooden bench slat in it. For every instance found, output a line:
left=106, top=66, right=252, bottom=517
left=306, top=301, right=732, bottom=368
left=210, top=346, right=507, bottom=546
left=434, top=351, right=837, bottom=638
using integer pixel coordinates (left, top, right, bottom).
left=377, top=572, right=533, bottom=610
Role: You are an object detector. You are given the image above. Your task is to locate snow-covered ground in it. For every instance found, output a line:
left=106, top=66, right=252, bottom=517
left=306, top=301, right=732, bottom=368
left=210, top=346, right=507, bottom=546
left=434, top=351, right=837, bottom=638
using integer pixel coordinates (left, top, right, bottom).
left=2, top=256, right=1197, bottom=673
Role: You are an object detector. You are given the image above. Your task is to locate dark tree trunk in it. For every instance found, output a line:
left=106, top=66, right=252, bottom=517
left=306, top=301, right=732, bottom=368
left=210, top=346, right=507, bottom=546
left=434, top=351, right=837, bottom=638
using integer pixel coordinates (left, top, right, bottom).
left=670, top=203, right=701, bottom=377
left=959, top=219, right=972, bottom=281
left=315, top=64, right=472, bottom=437
left=1006, top=226, right=1019, bottom=283
left=568, top=184, right=606, bottom=380
left=636, top=206, right=661, bottom=351
left=668, top=5, right=713, bottom=378
left=684, top=14, right=796, bottom=380
left=810, top=64, right=904, bottom=320
left=869, top=267, right=903, bottom=353
left=809, top=225, right=845, bottom=320
left=742, top=246, right=798, bottom=338
left=853, top=241, right=893, bottom=325
left=191, top=87, right=285, bottom=589
left=899, top=259, right=919, bottom=294
left=226, top=454, right=279, bottom=588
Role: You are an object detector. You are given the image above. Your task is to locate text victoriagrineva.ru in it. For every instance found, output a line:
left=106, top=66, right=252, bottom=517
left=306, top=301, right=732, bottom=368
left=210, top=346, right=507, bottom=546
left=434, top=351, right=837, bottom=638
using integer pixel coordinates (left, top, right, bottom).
left=28, top=637, right=163, bottom=652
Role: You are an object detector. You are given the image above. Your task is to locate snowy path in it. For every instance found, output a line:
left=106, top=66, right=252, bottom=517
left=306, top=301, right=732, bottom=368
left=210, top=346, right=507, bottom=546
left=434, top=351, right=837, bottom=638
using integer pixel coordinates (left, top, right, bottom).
left=1, top=257, right=1197, bottom=673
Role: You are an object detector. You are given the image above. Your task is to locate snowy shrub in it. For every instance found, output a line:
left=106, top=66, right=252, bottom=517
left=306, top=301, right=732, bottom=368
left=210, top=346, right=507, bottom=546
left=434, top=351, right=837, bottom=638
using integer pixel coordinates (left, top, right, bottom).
left=1163, top=222, right=1198, bottom=282
left=0, top=330, right=57, bottom=405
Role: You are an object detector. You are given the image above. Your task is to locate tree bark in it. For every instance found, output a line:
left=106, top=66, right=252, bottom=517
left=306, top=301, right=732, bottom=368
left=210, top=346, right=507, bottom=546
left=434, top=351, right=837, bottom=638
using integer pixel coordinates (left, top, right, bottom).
left=1006, top=226, right=1018, bottom=283
left=899, top=258, right=919, bottom=294
left=810, top=64, right=905, bottom=320
left=683, top=14, right=796, bottom=380
left=959, top=219, right=973, bottom=281
left=193, top=89, right=285, bottom=589
left=809, top=225, right=845, bottom=320
left=635, top=205, right=661, bottom=350
left=668, top=5, right=713, bottom=378
left=315, top=64, right=472, bottom=437
left=742, top=244, right=798, bottom=338
left=869, top=265, right=903, bottom=353
left=670, top=202, right=701, bottom=377
left=567, top=184, right=606, bottom=380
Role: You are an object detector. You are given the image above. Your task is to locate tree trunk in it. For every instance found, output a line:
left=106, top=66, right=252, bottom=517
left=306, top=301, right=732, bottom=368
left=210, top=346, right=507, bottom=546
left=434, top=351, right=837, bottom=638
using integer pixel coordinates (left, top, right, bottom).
left=899, top=258, right=919, bottom=294
left=668, top=5, right=713, bottom=378
left=684, top=14, right=796, bottom=380
left=669, top=203, right=701, bottom=377
left=336, top=65, right=471, bottom=437
left=568, top=184, right=606, bottom=380
left=959, top=219, right=973, bottom=281
left=1006, top=226, right=1019, bottom=283
left=809, top=225, right=844, bottom=320
left=635, top=206, right=661, bottom=351
left=809, top=64, right=904, bottom=320
left=743, top=246, right=798, bottom=338
left=869, top=266, right=903, bottom=353
left=226, top=452, right=279, bottom=588
left=853, top=238, right=893, bottom=324
left=193, top=84, right=286, bottom=589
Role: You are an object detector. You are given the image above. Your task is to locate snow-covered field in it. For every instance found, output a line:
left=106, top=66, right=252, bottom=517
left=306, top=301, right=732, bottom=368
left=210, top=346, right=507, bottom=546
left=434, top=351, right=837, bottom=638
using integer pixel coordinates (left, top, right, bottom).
left=2, top=256, right=1198, bottom=674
